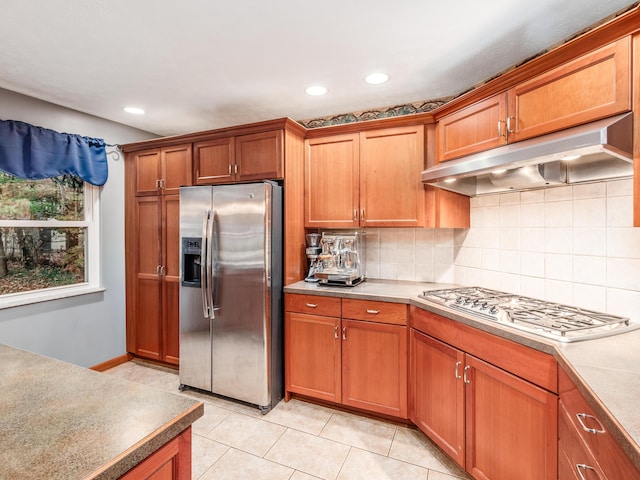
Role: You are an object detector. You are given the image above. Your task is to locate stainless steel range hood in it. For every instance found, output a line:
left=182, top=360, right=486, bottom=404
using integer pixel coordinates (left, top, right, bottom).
left=421, top=113, right=633, bottom=196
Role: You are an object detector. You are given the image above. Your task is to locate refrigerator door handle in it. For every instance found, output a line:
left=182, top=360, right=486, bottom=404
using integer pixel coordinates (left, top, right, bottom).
left=207, top=209, right=217, bottom=319
left=201, top=210, right=211, bottom=319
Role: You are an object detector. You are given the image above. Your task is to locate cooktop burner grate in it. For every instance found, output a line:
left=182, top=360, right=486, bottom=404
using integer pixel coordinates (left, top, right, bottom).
left=418, top=286, right=634, bottom=342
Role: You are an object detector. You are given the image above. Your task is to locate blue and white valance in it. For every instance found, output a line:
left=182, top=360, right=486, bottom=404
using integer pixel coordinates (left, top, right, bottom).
left=0, top=119, right=108, bottom=186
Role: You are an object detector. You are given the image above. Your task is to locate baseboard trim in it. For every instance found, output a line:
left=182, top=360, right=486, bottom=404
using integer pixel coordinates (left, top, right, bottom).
left=90, top=353, right=133, bottom=372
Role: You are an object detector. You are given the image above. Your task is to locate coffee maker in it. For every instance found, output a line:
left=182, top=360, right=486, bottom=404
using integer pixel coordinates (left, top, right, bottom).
left=304, top=233, right=322, bottom=282
left=313, top=231, right=365, bottom=286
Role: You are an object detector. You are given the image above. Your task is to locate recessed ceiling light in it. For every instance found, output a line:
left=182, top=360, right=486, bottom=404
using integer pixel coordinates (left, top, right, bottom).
left=365, top=72, right=389, bottom=85
left=305, top=86, right=328, bottom=96
left=124, top=106, right=145, bottom=115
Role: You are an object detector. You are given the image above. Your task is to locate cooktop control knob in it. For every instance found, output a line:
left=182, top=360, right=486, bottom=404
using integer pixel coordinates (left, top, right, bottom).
left=489, top=306, right=499, bottom=315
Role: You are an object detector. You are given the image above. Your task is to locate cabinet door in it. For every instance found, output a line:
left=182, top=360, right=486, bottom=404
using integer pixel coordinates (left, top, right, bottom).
left=465, top=355, right=557, bottom=480
left=235, top=130, right=283, bottom=181
left=304, top=133, right=360, bottom=228
left=437, top=93, right=507, bottom=162
left=409, top=329, right=465, bottom=466
left=162, top=145, right=192, bottom=194
left=359, top=126, right=425, bottom=227
left=162, top=195, right=180, bottom=365
left=341, top=319, right=407, bottom=418
left=509, top=37, right=631, bottom=143
left=135, top=149, right=162, bottom=196
left=285, top=312, right=341, bottom=403
left=193, top=138, right=235, bottom=185
left=135, top=196, right=163, bottom=361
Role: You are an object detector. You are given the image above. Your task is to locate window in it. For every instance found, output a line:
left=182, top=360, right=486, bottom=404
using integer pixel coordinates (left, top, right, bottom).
left=0, top=172, right=101, bottom=307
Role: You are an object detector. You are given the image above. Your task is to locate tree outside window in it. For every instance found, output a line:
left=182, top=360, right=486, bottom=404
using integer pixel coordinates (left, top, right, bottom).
left=0, top=172, right=93, bottom=296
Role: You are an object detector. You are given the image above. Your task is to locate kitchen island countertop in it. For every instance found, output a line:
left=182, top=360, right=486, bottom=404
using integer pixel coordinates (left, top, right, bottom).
left=285, top=279, right=640, bottom=469
left=0, top=344, right=203, bottom=480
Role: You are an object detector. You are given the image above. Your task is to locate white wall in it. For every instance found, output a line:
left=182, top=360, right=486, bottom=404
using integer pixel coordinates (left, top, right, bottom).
left=0, top=88, right=156, bottom=367
left=365, top=178, right=640, bottom=322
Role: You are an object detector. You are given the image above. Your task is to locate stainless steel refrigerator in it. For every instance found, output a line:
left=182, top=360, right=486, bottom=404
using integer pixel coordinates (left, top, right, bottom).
left=178, top=181, right=283, bottom=412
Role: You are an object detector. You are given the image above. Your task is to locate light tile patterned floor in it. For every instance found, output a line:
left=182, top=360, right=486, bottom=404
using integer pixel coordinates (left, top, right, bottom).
left=104, top=360, right=472, bottom=480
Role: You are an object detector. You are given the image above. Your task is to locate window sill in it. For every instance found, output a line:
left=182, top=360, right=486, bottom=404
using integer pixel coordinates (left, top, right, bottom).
left=0, top=285, right=106, bottom=310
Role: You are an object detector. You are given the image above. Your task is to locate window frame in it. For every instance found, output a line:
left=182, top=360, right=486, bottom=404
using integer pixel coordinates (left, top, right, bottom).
left=0, top=182, right=103, bottom=309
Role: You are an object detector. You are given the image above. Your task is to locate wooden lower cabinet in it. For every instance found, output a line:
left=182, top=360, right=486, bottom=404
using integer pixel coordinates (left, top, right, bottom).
left=120, top=427, right=192, bottom=480
left=285, top=311, right=341, bottom=403
left=410, top=324, right=557, bottom=480
left=559, top=368, right=640, bottom=480
left=465, top=355, right=557, bottom=480
left=285, top=294, right=408, bottom=419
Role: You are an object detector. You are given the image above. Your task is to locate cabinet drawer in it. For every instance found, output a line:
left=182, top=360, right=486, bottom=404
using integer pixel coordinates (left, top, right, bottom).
left=342, top=299, right=407, bottom=325
left=285, top=293, right=341, bottom=317
left=559, top=400, right=605, bottom=480
left=559, top=368, right=640, bottom=479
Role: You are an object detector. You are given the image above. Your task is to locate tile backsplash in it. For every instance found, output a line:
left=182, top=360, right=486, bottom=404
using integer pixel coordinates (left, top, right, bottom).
left=364, top=178, right=640, bottom=320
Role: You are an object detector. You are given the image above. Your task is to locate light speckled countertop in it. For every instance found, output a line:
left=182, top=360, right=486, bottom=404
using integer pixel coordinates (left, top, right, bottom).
left=285, top=279, right=640, bottom=468
left=0, top=344, right=203, bottom=480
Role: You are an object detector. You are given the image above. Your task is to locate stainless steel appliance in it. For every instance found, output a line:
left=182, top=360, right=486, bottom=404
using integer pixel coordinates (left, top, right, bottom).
left=179, top=182, right=283, bottom=412
left=421, top=113, right=633, bottom=196
left=314, top=231, right=365, bottom=286
left=418, top=286, right=638, bottom=342
left=304, top=233, right=321, bottom=282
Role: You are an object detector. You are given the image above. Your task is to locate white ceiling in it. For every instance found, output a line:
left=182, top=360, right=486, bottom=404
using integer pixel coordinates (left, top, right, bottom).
left=0, top=1, right=637, bottom=137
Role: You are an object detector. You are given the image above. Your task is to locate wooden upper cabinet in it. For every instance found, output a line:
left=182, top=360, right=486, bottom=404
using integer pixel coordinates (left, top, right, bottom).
left=235, top=130, right=283, bottom=181
left=134, top=144, right=192, bottom=196
left=509, top=36, right=631, bottom=142
left=193, top=138, right=235, bottom=185
left=437, top=94, right=507, bottom=162
left=304, top=125, right=425, bottom=228
left=134, top=149, right=162, bottom=196
left=305, top=133, right=360, bottom=228
left=436, top=37, right=631, bottom=163
left=193, top=130, right=284, bottom=185
left=360, top=125, right=425, bottom=227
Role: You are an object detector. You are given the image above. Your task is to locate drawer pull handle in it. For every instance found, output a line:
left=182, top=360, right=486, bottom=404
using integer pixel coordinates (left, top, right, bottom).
left=455, top=361, right=462, bottom=379
left=463, top=365, right=471, bottom=384
left=366, top=309, right=380, bottom=314
left=576, top=413, right=606, bottom=434
left=334, top=325, right=339, bottom=339
left=305, top=303, right=318, bottom=308
left=342, top=326, right=347, bottom=340
left=576, top=464, right=602, bottom=480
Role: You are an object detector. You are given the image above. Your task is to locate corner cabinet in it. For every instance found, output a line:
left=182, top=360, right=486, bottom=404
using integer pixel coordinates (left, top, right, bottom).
left=410, top=307, right=558, bottom=479
left=437, top=37, right=631, bottom=162
left=285, top=293, right=408, bottom=419
left=304, top=125, right=425, bottom=228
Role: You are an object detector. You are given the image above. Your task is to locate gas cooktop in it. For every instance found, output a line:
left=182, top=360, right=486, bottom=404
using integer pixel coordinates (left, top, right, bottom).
left=418, top=287, right=637, bottom=342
